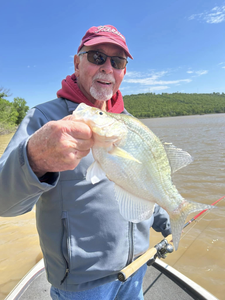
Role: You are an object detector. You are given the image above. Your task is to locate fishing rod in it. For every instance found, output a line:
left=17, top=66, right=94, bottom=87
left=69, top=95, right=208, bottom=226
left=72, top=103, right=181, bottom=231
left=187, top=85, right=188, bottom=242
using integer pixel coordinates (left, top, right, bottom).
left=118, top=196, right=225, bottom=282
left=183, top=195, right=225, bottom=229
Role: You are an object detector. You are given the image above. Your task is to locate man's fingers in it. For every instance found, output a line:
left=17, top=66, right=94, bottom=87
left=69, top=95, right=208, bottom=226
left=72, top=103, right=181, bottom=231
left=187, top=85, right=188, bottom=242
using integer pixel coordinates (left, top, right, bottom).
left=72, top=149, right=91, bottom=160
left=27, top=118, right=95, bottom=176
left=62, top=117, right=92, bottom=140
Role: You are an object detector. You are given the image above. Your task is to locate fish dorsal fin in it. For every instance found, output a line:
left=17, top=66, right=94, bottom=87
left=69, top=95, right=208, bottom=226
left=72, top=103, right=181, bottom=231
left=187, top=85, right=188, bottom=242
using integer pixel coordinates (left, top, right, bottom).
left=109, top=147, right=142, bottom=164
left=163, top=142, right=193, bottom=173
left=86, top=161, right=107, bottom=184
left=114, top=185, right=155, bottom=223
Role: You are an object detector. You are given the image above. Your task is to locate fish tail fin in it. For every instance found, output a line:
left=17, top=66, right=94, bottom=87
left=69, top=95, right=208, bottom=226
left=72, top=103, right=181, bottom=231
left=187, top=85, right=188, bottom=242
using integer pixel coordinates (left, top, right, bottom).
left=170, top=200, right=215, bottom=251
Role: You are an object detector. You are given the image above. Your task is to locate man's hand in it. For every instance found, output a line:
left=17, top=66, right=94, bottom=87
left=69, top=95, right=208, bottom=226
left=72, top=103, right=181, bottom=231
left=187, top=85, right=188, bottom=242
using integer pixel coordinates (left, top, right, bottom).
left=27, top=115, right=93, bottom=178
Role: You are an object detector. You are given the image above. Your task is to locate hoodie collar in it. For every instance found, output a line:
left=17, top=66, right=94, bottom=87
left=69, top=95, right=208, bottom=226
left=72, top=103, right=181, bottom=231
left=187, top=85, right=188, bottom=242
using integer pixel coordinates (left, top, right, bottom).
left=57, top=74, right=124, bottom=113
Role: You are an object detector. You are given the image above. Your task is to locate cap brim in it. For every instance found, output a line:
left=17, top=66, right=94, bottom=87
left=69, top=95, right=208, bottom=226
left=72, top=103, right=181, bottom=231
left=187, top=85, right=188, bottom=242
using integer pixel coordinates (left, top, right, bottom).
left=84, top=36, right=133, bottom=59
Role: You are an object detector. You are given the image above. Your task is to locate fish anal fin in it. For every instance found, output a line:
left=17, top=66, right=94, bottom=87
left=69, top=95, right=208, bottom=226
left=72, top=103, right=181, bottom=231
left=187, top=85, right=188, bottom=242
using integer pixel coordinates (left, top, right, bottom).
left=114, top=185, right=155, bottom=223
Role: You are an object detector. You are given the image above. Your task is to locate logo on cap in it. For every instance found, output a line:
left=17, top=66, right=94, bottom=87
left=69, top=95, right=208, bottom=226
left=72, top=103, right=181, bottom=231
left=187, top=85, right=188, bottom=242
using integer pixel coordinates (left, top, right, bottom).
left=94, top=26, right=125, bottom=41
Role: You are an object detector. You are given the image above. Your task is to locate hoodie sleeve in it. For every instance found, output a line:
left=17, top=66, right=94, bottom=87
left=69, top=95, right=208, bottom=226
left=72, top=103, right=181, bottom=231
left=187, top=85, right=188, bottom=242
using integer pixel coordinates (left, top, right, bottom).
left=0, top=108, right=59, bottom=217
left=152, top=204, right=172, bottom=237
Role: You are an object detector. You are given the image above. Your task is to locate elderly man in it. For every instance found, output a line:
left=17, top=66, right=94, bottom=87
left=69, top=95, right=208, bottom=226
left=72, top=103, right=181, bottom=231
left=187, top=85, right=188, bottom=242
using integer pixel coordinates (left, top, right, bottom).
left=0, top=25, right=171, bottom=300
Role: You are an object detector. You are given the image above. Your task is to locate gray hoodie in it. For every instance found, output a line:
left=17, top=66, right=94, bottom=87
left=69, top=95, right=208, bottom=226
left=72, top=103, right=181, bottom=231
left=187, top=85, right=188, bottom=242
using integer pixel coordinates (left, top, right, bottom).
left=0, top=98, right=171, bottom=292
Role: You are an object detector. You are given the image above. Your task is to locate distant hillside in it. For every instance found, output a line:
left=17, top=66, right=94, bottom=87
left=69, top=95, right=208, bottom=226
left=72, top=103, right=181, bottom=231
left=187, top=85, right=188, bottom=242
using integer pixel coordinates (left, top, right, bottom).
left=123, top=93, right=225, bottom=118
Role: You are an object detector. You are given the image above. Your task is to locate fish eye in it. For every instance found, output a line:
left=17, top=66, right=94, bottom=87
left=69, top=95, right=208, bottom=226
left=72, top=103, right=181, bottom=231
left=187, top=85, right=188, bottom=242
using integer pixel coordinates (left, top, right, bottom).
left=98, top=112, right=104, bottom=115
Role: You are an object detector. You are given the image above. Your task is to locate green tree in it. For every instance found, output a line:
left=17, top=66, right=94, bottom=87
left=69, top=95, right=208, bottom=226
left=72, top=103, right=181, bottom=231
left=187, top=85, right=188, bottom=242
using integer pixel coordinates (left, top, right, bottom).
left=0, top=99, right=18, bottom=134
left=0, top=88, right=18, bottom=126
left=13, top=97, right=29, bottom=125
left=0, top=87, right=29, bottom=134
left=124, top=92, right=225, bottom=118
left=0, top=87, right=11, bottom=99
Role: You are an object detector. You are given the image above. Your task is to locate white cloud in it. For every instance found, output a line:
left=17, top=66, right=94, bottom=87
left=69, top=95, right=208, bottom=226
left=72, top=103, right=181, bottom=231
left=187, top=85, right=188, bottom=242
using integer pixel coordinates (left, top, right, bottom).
left=148, top=86, right=169, bottom=91
left=195, top=70, right=208, bottom=76
left=186, top=69, right=208, bottom=76
left=121, top=85, right=170, bottom=95
left=124, top=77, right=191, bottom=85
left=123, top=70, right=192, bottom=88
left=125, top=71, right=144, bottom=77
left=126, top=70, right=168, bottom=79
left=189, top=5, right=225, bottom=23
left=218, top=62, right=225, bottom=69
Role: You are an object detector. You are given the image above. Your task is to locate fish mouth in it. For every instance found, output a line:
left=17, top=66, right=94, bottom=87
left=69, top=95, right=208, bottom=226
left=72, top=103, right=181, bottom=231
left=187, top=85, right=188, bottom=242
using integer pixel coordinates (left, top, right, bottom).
left=92, top=121, right=118, bottom=133
left=74, top=106, right=116, bottom=129
left=73, top=103, right=125, bottom=138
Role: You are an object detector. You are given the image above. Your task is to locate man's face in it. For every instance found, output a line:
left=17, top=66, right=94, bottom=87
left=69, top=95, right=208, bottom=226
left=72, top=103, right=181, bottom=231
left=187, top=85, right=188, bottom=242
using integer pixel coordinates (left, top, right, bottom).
left=74, top=43, right=126, bottom=107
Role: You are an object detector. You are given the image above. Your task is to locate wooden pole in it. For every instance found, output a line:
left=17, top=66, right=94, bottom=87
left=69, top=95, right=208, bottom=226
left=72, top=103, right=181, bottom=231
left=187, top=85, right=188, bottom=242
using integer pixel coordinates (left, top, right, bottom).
left=118, top=234, right=173, bottom=281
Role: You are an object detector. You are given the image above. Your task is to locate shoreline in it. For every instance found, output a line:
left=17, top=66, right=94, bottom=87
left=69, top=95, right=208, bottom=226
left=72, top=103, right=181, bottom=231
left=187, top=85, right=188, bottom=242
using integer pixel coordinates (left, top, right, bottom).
left=1, top=112, right=225, bottom=135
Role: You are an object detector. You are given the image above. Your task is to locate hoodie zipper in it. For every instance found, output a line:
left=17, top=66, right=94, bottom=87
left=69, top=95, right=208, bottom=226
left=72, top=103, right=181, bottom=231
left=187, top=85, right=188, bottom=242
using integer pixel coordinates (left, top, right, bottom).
left=61, top=212, right=70, bottom=284
left=61, top=263, right=69, bottom=284
left=127, top=222, right=134, bottom=265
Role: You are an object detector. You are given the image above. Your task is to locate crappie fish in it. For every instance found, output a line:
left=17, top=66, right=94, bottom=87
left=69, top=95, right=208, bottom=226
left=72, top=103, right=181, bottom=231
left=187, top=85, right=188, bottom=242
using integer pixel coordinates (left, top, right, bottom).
left=73, top=103, right=214, bottom=250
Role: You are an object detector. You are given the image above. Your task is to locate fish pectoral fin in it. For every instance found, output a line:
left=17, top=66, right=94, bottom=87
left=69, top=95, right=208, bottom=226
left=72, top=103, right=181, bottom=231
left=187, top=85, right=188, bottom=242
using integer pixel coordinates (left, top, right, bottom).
left=163, top=142, right=193, bottom=173
left=114, top=185, right=155, bottom=223
left=86, top=161, right=107, bottom=184
left=109, top=147, right=142, bottom=164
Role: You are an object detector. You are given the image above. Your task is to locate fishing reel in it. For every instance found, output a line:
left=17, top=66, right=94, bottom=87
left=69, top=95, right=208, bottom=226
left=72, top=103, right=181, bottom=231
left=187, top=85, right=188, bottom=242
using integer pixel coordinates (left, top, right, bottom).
left=147, top=238, right=174, bottom=266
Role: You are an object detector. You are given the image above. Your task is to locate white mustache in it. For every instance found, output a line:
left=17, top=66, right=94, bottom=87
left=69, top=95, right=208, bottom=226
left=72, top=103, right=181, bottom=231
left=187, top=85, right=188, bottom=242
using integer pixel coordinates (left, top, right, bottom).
left=93, top=73, right=115, bottom=84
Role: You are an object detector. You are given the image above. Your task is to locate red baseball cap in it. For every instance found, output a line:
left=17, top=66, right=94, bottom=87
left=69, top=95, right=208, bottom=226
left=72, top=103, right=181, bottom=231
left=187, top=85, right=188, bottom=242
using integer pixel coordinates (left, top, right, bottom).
left=77, top=25, right=133, bottom=59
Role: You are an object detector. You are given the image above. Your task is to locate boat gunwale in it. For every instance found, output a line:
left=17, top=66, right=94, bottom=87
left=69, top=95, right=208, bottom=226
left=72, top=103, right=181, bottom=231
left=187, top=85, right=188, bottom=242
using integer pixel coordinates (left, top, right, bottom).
left=4, top=258, right=218, bottom=300
left=152, top=259, right=218, bottom=300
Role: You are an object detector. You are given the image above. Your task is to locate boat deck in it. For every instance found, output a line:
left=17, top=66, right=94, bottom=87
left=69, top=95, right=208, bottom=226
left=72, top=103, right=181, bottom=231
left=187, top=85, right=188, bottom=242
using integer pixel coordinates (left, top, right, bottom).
left=6, top=259, right=217, bottom=300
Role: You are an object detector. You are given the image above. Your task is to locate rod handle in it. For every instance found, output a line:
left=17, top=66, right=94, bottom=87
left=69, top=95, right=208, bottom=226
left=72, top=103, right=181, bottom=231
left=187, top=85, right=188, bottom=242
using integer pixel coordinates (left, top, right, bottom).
left=118, top=247, right=157, bottom=282
left=118, top=234, right=173, bottom=282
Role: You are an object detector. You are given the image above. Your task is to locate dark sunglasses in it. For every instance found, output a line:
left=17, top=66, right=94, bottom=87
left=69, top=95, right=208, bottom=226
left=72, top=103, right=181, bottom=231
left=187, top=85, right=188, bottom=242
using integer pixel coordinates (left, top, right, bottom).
left=78, top=50, right=128, bottom=70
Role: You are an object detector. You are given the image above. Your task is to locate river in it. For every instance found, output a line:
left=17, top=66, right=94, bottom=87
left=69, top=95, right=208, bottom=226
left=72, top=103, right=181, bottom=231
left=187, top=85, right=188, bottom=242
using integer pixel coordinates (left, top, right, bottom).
left=0, top=114, right=225, bottom=299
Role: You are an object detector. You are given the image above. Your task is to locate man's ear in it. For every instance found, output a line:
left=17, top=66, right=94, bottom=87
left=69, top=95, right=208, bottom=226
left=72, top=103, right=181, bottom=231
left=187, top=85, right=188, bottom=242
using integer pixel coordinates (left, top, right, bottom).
left=74, top=55, right=80, bottom=77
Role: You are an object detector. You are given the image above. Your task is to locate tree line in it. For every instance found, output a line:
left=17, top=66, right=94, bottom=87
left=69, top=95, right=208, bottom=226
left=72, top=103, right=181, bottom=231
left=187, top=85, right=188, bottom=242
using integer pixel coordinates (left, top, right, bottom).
left=1, top=88, right=225, bottom=134
left=0, top=87, right=29, bottom=135
left=123, top=92, right=225, bottom=118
